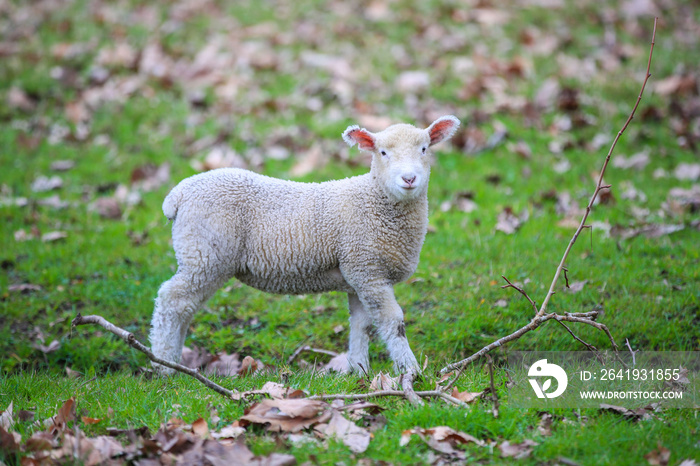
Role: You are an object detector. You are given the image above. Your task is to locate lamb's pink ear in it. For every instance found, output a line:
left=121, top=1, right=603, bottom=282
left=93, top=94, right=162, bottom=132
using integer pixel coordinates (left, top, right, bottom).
left=342, top=125, right=376, bottom=151
left=427, top=115, right=460, bottom=146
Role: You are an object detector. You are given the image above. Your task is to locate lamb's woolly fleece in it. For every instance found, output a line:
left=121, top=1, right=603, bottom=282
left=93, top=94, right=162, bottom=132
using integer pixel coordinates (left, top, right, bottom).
left=150, top=116, right=460, bottom=374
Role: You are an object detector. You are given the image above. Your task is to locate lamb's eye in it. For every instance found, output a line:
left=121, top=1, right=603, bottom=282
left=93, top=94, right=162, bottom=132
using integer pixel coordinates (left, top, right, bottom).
left=380, top=150, right=387, bottom=156
left=421, top=147, right=426, bottom=154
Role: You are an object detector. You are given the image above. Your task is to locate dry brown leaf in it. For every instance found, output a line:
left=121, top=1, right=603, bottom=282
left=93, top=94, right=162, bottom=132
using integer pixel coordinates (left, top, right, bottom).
left=450, top=388, right=483, bottom=404
left=599, top=403, right=653, bottom=421
left=90, top=197, right=122, bottom=219
left=499, top=439, right=538, bottom=458
left=205, top=352, right=241, bottom=377
left=192, top=418, right=209, bottom=438
left=81, top=416, right=102, bottom=425
left=181, top=345, right=214, bottom=369
left=401, top=426, right=485, bottom=458
left=495, top=207, right=529, bottom=235
left=369, top=372, right=399, bottom=391
left=644, top=443, right=671, bottom=466
left=237, top=355, right=260, bottom=376
left=314, top=410, right=370, bottom=453
left=240, top=398, right=331, bottom=433
left=322, top=352, right=350, bottom=373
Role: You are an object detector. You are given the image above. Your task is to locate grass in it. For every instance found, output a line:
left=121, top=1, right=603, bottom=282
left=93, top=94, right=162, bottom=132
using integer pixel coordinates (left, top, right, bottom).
left=1, top=0, right=699, bottom=464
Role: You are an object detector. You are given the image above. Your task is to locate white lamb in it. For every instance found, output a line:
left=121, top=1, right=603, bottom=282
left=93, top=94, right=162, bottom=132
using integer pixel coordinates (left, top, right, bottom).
left=150, top=115, right=460, bottom=375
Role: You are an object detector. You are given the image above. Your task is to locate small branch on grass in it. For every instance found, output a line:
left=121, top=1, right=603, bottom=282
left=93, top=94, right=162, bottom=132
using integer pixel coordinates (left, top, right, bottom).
left=287, top=344, right=338, bottom=365
left=308, top=390, right=465, bottom=407
left=71, top=313, right=238, bottom=400
left=439, top=18, right=657, bottom=377
left=625, top=338, right=640, bottom=366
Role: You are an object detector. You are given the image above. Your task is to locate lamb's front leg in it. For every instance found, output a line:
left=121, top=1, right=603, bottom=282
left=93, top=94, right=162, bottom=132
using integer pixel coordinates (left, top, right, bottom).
left=347, top=293, right=371, bottom=374
left=357, top=285, right=419, bottom=374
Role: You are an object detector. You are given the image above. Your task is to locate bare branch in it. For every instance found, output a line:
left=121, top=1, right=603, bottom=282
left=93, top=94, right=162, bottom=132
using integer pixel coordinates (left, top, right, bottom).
left=71, top=313, right=239, bottom=400
left=536, top=17, right=657, bottom=318
left=308, top=389, right=465, bottom=407
left=439, top=18, right=657, bottom=376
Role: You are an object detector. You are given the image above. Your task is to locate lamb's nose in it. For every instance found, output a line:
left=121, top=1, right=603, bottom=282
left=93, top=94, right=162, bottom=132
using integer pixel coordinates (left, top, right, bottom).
left=402, top=175, right=416, bottom=186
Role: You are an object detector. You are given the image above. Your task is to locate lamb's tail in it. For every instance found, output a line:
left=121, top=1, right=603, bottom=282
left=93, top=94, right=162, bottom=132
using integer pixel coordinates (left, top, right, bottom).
left=162, top=182, right=184, bottom=221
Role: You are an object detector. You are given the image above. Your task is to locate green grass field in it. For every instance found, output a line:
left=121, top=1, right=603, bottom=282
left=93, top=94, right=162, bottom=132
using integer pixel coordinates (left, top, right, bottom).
left=1, top=0, right=699, bottom=464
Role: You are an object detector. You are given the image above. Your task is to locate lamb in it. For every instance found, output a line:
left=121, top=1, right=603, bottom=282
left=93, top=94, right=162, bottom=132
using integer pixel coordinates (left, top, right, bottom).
left=149, top=115, right=460, bottom=375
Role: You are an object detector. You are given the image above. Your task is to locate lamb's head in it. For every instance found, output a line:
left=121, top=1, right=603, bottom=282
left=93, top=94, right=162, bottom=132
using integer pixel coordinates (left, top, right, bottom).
left=342, top=116, right=460, bottom=200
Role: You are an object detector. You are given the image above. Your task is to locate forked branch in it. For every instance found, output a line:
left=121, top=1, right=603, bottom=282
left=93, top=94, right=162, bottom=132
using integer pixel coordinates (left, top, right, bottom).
left=439, top=18, right=657, bottom=376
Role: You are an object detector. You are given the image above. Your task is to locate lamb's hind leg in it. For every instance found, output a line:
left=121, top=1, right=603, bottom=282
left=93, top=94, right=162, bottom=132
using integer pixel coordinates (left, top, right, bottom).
left=150, top=270, right=226, bottom=374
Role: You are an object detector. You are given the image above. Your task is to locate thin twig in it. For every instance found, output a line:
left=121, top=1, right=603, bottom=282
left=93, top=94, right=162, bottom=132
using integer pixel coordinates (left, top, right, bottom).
left=501, top=276, right=538, bottom=314
left=439, top=18, right=657, bottom=376
left=308, top=390, right=465, bottom=407
left=71, top=313, right=239, bottom=400
left=536, top=17, right=657, bottom=319
left=287, top=345, right=339, bottom=365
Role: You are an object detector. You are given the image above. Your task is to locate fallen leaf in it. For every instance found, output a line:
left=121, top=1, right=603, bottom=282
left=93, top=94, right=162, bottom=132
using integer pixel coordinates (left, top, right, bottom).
left=50, top=160, right=75, bottom=171
left=41, top=231, right=68, bottom=242
left=613, top=152, right=651, bottom=170
left=8, top=283, right=42, bottom=293
left=610, top=224, right=684, bottom=240
left=565, top=280, right=587, bottom=293
left=537, top=413, right=553, bottom=436
left=240, top=398, right=331, bottom=433
left=210, top=423, right=246, bottom=440
left=237, top=355, right=259, bottom=376
left=401, top=426, right=485, bottom=459
left=38, top=194, right=69, bottom=209
left=90, top=197, right=122, bottom=219
left=495, top=207, right=529, bottom=234
left=205, top=352, right=241, bottom=377
left=450, top=388, right=483, bottom=404
left=314, top=410, right=370, bottom=453
left=499, top=439, right=538, bottom=458
left=0, top=402, right=13, bottom=430
left=192, top=418, right=209, bottom=438
left=599, top=403, right=654, bottom=421
left=674, top=163, right=700, bottom=181
left=644, top=443, right=671, bottom=466
left=322, top=352, right=350, bottom=373
left=192, top=145, right=247, bottom=172
left=81, top=416, right=102, bottom=425
left=31, top=175, right=63, bottom=192
left=369, top=372, right=399, bottom=391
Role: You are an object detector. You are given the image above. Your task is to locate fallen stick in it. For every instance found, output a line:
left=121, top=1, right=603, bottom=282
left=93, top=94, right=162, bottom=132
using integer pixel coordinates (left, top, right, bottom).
left=71, top=313, right=239, bottom=400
